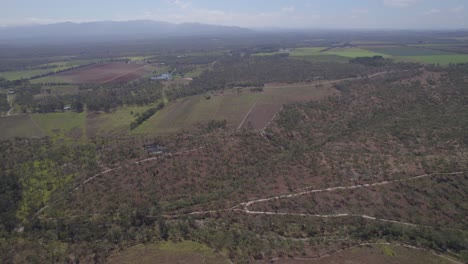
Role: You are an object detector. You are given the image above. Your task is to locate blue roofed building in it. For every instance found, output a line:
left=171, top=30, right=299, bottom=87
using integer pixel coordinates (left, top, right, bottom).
left=151, top=73, right=172, bottom=81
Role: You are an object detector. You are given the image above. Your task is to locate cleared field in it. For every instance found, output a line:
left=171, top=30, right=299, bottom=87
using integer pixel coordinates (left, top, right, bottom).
left=241, top=84, right=336, bottom=130
left=275, top=244, right=455, bottom=264
left=133, top=90, right=260, bottom=134
left=365, top=46, right=456, bottom=56
left=86, top=105, right=153, bottom=137
left=134, top=84, right=335, bottom=134
left=32, top=112, right=86, bottom=141
left=106, top=241, right=230, bottom=264
left=52, top=63, right=151, bottom=84
left=323, top=48, right=389, bottom=58
left=0, top=115, right=44, bottom=140
left=295, top=55, right=350, bottom=63
left=0, top=60, right=95, bottom=81
left=290, top=47, right=327, bottom=56
left=0, top=69, right=56, bottom=81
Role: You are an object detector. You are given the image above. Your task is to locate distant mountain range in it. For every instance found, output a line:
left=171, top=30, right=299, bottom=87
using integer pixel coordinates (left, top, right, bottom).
left=0, top=20, right=253, bottom=43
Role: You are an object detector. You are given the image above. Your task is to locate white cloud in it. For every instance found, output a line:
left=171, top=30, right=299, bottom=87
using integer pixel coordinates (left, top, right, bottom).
left=423, top=8, right=440, bottom=15
left=383, top=0, right=420, bottom=8
left=351, top=8, right=369, bottom=14
left=171, top=0, right=190, bottom=9
left=449, top=6, right=464, bottom=13
left=281, top=6, right=295, bottom=13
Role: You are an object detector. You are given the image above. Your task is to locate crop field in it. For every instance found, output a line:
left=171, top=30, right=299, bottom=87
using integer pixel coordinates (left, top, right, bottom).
left=0, top=69, right=57, bottom=81
left=133, top=90, right=260, bottom=134
left=106, top=241, right=230, bottom=264
left=51, top=63, right=152, bottom=83
left=0, top=60, right=95, bottom=81
left=86, top=105, right=154, bottom=137
left=364, top=46, right=456, bottom=56
left=0, top=115, right=44, bottom=140
left=133, top=84, right=336, bottom=134
left=290, top=47, right=326, bottom=56
left=323, top=48, right=389, bottom=58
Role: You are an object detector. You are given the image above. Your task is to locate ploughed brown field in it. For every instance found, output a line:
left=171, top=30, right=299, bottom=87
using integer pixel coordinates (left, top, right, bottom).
left=54, top=63, right=150, bottom=83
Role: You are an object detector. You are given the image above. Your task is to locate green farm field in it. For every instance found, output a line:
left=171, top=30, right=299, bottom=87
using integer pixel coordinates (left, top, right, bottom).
left=133, top=83, right=335, bottom=134
left=133, top=90, right=260, bottom=134
left=401, top=54, right=468, bottom=65
left=364, top=46, right=456, bottom=56
left=323, top=47, right=390, bottom=58
left=87, top=105, right=154, bottom=136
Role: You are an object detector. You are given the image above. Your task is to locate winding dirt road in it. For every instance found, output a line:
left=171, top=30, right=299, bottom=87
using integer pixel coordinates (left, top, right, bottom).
left=166, top=171, right=465, bottom=229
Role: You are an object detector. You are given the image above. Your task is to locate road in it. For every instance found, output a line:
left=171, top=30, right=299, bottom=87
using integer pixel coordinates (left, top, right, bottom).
left=6, top=94, right=14, bottom=116
left=75, top=147, right=202, bottom=190
left=166, top=171, right=465, bottom=229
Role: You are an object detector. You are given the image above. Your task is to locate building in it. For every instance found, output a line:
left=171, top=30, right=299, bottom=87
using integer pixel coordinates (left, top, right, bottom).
left=63, top=106, right=71, bottom=111
left=144, top=144, right=168, bottom=155
left=151, top=73, right=172, bottom=81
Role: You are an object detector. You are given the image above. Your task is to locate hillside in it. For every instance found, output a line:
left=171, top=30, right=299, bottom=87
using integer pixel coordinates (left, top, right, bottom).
left=1, top=62, right=466, bottom=263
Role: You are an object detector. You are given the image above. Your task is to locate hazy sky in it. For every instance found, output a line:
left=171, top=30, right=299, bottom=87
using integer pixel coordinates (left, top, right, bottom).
left=1, top=0, right=466, bottom=29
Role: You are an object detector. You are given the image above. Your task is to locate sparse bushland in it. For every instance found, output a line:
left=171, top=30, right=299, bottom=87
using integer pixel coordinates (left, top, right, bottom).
left=0, top=63, right=467, bottom=263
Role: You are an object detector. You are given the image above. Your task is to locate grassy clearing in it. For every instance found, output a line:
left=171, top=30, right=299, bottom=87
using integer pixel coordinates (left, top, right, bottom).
left=0, top=115, right=45, bottom=140
left=87, top=105, right=153, bottom=136
left=0, top=69, right=56, bottom=81
left=183, top=66, right=208, bottom=78
left=133, top=91, right=260, bottom=134
left=290, top=47, right=326, bottom=56
left=32, top=112, right=86, bottom=141
left=295, top=55, right=350, bottom=63
left=1, top=60, right=95, bottom=81
left=106, top=241, right=230, bottom=264
left=324, top=48, right=389, bottom=58
left=365, top=46, right=456, bottom=56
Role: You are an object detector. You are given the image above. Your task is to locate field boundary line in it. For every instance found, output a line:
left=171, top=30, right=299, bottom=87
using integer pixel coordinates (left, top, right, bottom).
left=101, top=64, right=149, bottom=84
left=237, top=101, right=257, bottom=130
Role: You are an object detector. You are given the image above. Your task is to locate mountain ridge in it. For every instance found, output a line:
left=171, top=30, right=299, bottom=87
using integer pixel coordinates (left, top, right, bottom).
left=0, top=20, right=253, bottom=42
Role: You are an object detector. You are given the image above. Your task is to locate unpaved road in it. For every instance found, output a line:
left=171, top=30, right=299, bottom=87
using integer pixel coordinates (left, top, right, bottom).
left=166, top=171, right=465, bottom=229
left=75, top=147, right=202, bottom=190
left=6, top=94, right=14, bottom=116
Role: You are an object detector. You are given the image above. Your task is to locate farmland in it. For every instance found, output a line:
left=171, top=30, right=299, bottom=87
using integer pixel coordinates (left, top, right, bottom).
left=253, top=44, right=468, bottom=65
left=1, top=30, right=468, bottom=264
left=133, top=83, right=335, bottom=134
left=0, top=115, right=44, bottom=140
left=32, top=112, right=86, bottom=141
left=0, top=60, right=96, bottom=81
left=323, top=48, right=389, bottom=58
left=52, top=63, right=153, bottom=84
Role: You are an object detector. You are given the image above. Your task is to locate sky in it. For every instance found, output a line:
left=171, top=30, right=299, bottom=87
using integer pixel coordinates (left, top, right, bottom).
left=0, top=0, right=467, bottom=29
